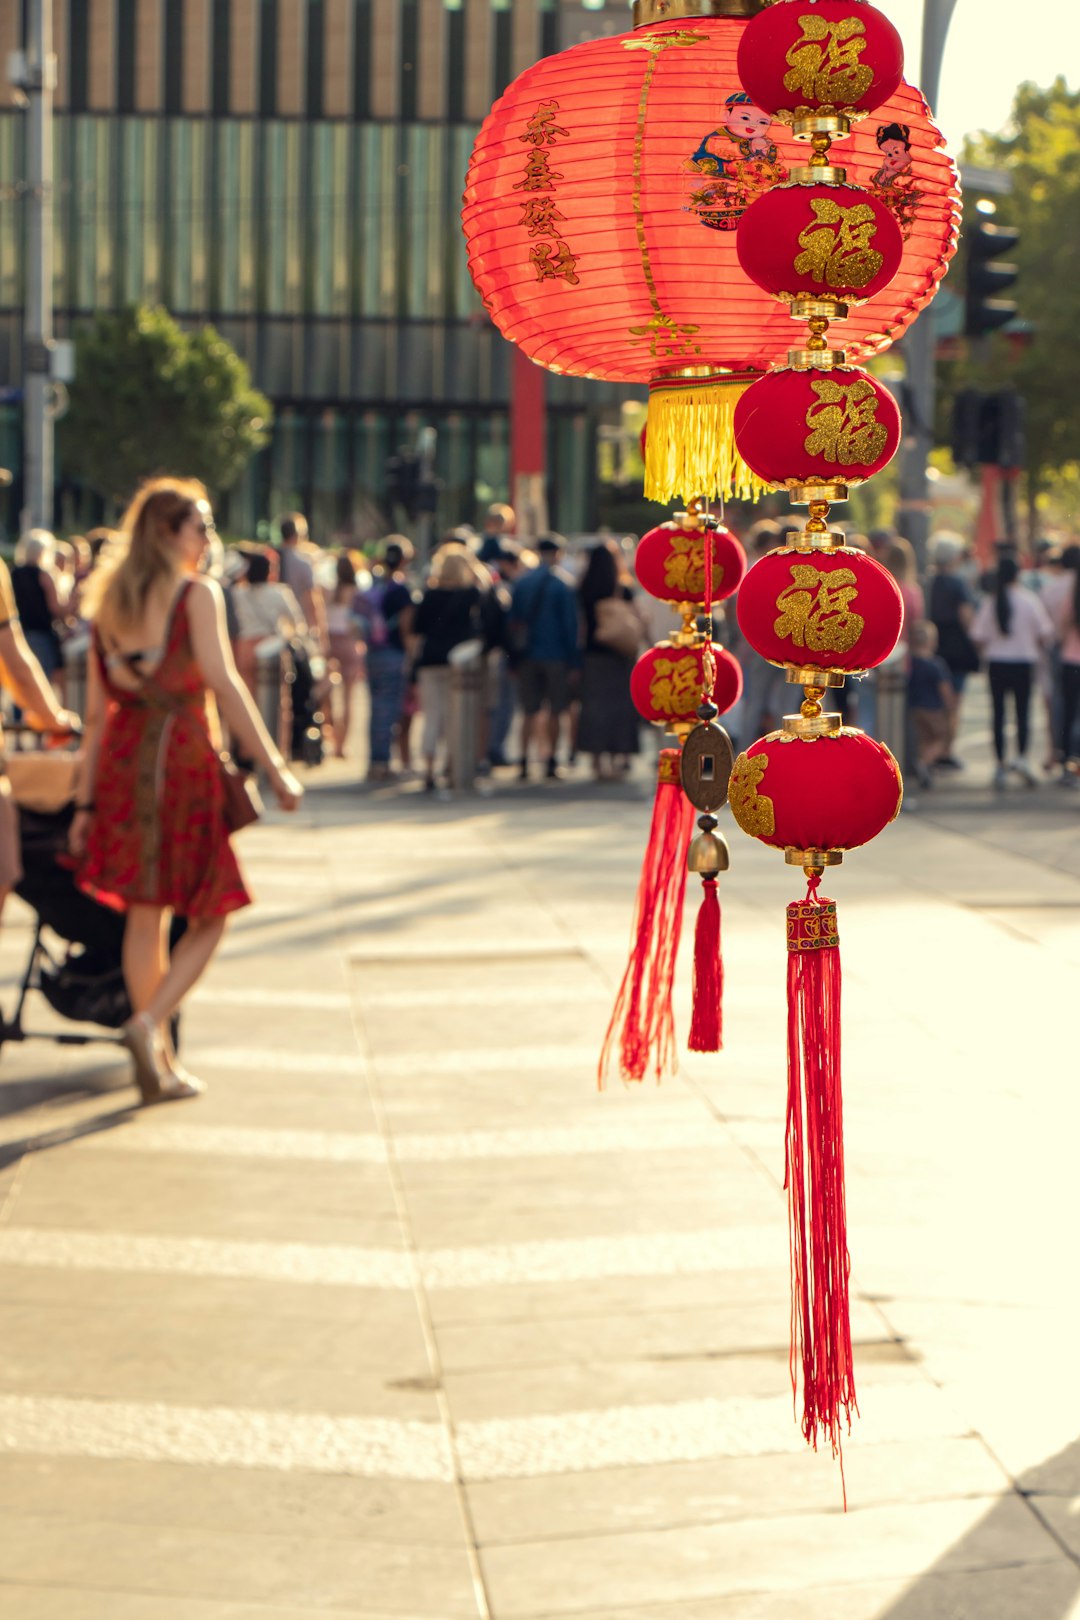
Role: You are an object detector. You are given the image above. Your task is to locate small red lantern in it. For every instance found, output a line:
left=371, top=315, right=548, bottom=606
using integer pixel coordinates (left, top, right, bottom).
left=635, top=523, right=747, bottom=605
left=736, top=544, right=903, bottom=674
left=630, top=641, right=742, bottom=729
left=737, top=0, right=905, bottom=126
left=736, top=182, right=903, bottom=308
left=728, top=728, right=902, bottom=857
left=733, top=366, right=901, bottom=499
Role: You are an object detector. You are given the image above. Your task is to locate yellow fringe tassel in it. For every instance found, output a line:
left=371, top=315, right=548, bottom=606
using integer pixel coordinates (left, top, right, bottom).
left=644, top=376, right=772, bottom=506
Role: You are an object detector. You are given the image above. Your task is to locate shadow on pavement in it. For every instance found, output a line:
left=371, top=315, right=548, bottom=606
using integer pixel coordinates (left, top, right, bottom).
left=877, top=1436, right=1080, bottom=1619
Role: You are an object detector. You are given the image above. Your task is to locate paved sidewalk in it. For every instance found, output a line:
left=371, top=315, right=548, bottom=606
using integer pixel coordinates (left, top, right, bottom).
left=0, top=736, right=1079, bottom=1617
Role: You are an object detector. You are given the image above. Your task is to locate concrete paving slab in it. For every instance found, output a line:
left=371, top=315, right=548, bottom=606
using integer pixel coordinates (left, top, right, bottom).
left=0, top=1512, right=479, bottom=1612
left=478, top=1495, right=1060, bottom=1615
left=464, top=1436, right=1008, bottom=1545
left=7, top=1152, right=401, bottom=1244
left=509, top=1560, right=1080, bottom=1620
left=433, top=1297, right=886, bottom=1376
left=0, top=1593, right=459, bottom=1620
left=0, top=1453, right=465, bottom=1544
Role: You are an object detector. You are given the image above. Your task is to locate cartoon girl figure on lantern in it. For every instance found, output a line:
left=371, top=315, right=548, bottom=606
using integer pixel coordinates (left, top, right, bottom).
left=870, top=122, right=922, bottom=238
left=686, top=92, right=788, bottom=233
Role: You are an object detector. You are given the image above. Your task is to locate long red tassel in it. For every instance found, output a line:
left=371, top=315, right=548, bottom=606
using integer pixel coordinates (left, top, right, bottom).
left=599, top=749, right=694, bottom=1086
left=687, top=878, right=722, bottom=1051
left=785, top=875, right=856, bottom=1473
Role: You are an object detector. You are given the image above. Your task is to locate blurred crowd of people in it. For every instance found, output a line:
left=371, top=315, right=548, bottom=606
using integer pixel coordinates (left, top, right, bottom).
left=11, top=505, right=1080, bottom=801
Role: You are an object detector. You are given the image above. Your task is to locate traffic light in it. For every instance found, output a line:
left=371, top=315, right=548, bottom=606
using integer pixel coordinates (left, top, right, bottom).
left=963, top=220, right=1019, bottom=338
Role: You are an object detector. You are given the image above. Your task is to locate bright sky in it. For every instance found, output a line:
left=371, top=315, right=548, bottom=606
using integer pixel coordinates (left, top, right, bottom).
left=884, top=0, right=1079, bottom=152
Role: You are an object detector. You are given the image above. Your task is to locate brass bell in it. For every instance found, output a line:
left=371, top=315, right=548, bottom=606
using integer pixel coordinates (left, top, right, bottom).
left=688, top=826, right=730, bottom=879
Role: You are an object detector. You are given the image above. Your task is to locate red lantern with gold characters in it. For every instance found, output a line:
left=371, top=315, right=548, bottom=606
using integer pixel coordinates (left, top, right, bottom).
left=601, top=511, right=742, bottom=1087
left=736, top=543, right=904, bottom=677
left=728, top=726, right=903, bottom=858
left=733, top=366, right=901, bottom=499
left=634, top=522, right=747, bottom=606
left=630, top=640, right=743, bottom=728
left=737, top=0, right=905, bottom=129
left=736, top=182, right=903, bottom=308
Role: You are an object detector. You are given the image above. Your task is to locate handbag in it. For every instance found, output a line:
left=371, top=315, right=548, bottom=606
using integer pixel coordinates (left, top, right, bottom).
left=219, top=751, right=262, bottom=833
left=594, top=596, right=643, bottom=659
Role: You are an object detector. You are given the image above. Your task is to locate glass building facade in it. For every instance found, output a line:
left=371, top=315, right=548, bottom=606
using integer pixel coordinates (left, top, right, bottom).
left=0, top=0, right=640, bottom=541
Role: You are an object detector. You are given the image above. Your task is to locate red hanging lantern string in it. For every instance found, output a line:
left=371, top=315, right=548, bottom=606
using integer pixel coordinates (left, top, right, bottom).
left=687, top=514, right=725, bottom=1055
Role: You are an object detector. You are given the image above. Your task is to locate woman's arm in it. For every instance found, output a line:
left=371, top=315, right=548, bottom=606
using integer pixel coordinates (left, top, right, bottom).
left=0, top=620, right=79, bottom=731
left=67, top=652, right=106, bottom=857
left=186, top=578, right=302, bottom=809
left=40, top=568, right=64, bottom=623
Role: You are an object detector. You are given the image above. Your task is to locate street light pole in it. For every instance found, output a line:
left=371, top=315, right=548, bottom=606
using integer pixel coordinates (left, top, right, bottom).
left=21, top=0, right=56, bottom=533
left=895, top=0, right=959, bottom=571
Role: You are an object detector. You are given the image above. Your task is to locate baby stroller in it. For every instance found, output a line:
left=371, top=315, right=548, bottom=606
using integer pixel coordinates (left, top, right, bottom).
left=0, top=747, right=180, bottom=1057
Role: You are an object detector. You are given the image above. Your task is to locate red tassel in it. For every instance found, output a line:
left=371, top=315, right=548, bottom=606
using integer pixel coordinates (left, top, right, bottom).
left=687, top=878, right=722, bottom=1052
left=599, top=749, right=694, bottom=1086
left=785, top=875, right=856, bottom=1470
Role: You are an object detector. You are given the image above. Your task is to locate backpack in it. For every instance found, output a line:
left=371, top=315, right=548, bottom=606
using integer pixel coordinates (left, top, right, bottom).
left=353, top=580, right=391, bottom=649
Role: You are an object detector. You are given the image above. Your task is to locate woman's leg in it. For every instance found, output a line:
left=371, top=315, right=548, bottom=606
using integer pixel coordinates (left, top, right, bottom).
left=144, top=916, right=228, bottom=1029
left=1060, top=664, right=1080, bottom=761
left=1013, top=663, right=1033, bottom=760
left=123, top=904, right=169, bottom=1013
left=987, top=663, right=1008, bottom=763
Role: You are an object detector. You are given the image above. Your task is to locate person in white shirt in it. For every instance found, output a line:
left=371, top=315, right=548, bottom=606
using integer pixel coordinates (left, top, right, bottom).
left=971, top=556, right=1054, bottom=788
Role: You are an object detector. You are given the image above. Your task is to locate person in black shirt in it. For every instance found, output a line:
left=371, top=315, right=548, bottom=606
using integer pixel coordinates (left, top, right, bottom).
left=11, top=530, right=66, bottom=689
left=409, top=544, right=504, bottom=792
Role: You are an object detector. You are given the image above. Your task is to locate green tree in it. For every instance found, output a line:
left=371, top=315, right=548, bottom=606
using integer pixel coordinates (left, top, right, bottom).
left=60, top=304, right=272, bottom=505
left=948, top=80, right=1080, bottom=510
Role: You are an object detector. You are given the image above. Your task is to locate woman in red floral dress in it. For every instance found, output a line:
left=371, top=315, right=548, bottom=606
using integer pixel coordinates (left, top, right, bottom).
left=70, top=477, right=303, bottom=1103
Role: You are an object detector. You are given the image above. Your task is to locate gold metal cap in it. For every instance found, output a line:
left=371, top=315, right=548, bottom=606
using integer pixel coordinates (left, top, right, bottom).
left=785, top=847, right=844, bottom=867
left=782, top=711, right=843, bottom=738
left=787, top=524, right=847, bottom=552
left=788, top=346, right=848, bottom=371
left=786, top=164, right=848, bottom=186
left=790, top=111, right=853, bottom=140
left=786, top=479, right=850, bottom=505
left=789, top=296, right=851, bottom=323
left=633, top=0, right=764, bottom=23
left=784, top=664, right=847, bottom=688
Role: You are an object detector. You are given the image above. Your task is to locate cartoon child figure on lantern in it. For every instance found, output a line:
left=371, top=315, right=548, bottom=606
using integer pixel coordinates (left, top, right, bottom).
left=870, top=122, right=923, bottom=238
left=686, top=92, right=788, bottom=232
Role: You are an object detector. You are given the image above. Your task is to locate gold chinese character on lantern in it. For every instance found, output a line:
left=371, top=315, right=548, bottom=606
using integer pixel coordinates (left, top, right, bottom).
left=803, top=377, right=889, bottom=465
left=519, top=197, right=567, bottom=238
left=649, top=654, right=700, bottom=717
left=773, top=563, right=865, bottom=653
left=514, top=151, right=565, bottom=193
left=663, top=531, right=710, bottom=597
left=729, top=751, right=775, bottom=837
left=529, top=241, right=581, bottom=285
left=794, top=198, right=884, bottom=291
left=519, top=101, right=571, bottom=147
left=782, top=14, right=873, bottom=105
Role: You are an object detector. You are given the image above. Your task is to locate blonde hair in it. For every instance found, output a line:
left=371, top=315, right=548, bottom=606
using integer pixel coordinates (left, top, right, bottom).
left=430, top=542, right=486, bottom=591
left=83, top=476, right=208, bottom=637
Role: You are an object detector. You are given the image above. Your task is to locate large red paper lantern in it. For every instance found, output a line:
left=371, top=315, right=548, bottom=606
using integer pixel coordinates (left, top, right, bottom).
left=463, top=12, right=959, bottom=501
left=737, top=545, right=903, bottom=674
left=738, top=0, right=905, bottom=125
left=635, top=522, right=747, bottom=605
left=733, top=366, right=900, bottom=496
left=728, top=728, right=902, bottom=856
left=631, top=641, right=742, bottom=728
left=736, top=182, right=903, bottom=308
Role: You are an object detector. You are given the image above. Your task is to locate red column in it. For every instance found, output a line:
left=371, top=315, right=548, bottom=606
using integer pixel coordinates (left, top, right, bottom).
left=511, top=348, right=548, bottom=543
